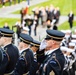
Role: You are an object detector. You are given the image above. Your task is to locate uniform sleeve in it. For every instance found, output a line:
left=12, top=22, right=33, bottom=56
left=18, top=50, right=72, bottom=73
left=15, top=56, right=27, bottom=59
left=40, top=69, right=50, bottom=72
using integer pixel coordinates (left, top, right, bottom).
left=0, top=52, right=8, bottom=75
left=14, top=57, right=27, bottom=75
left=45, top=58, right=61, bottom=75
left=36, top=49, right=46, bottom=63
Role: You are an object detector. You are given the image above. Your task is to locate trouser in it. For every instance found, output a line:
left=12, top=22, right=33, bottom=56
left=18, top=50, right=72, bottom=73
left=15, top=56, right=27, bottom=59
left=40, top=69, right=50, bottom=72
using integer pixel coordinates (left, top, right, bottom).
left=69, top=22, right=73, bottom=29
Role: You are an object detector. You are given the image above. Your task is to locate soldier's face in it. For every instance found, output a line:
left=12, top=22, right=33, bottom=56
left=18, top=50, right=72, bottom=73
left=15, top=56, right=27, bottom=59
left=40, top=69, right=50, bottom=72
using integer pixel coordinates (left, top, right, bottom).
left=45, top=40, right=54, bottom=51
left=31, top=46, right=38, bottom=52
left=18, top=41, right=26, bottom=51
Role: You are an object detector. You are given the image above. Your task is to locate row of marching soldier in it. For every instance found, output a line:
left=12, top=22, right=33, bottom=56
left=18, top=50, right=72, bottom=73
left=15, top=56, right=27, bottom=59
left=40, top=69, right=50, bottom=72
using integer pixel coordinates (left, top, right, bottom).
left=60, top=30, right=76, bottom=75
left=0, top=27, right=66, bottom=75
left=0, top=23, right=76, bottom=75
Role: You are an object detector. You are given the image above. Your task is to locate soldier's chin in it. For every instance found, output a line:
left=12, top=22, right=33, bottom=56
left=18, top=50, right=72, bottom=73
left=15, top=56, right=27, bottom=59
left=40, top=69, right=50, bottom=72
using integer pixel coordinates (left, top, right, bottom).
left=45, top=47, right=50, bottom=51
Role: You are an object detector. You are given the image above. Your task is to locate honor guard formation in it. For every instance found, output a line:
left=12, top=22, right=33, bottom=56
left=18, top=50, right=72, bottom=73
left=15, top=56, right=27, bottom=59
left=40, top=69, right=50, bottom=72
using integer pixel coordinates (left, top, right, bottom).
left=0, top=2, right=76, bottom=75
left=0, top=26, right=76, bottom=75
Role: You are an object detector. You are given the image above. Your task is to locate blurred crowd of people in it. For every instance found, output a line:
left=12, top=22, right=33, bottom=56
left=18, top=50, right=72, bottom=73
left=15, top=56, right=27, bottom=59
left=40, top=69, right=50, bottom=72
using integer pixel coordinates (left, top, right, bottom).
left=19, top=4, right=61, bottom=37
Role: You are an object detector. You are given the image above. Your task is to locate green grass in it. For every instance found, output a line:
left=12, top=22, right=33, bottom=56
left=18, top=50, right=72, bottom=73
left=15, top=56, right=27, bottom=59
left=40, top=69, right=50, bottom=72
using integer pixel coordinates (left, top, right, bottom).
left=0, top=18, right=19, bottom=31
left=58, top=21, right=76, bottom=32
left=12, top=0, right=76, bottom=15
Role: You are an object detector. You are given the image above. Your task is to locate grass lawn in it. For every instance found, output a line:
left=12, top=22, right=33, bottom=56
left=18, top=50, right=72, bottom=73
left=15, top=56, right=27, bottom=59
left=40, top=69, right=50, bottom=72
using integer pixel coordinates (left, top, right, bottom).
left=58, top=21, right=76, bottom=32
left=13, top=0, right=76, bottom=15
left=0, top=18, right=20, bottom=31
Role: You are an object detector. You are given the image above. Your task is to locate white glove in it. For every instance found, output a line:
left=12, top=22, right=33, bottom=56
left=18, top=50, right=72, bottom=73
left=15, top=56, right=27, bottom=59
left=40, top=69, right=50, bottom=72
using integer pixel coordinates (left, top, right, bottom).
left=39, top=39, right=47, bottom=51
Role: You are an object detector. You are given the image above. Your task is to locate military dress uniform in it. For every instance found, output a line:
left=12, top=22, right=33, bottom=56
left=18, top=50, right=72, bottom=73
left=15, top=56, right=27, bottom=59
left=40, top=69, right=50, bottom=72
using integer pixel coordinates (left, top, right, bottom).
left=72, top=48, right=76, bottom=75
left=60, top=46, right=69, bottom=75
left=63, top=55, right=69, bottom=75
left=0, top=28, right=19, bottom=75
left=39, top=48, right=65, bottom=75
left=13, top=33, right=34, bottom=75
left=0, top=47, right=8, bottom=75
left=37, top=30, right=65, bottom=75
left=30, top=39, right=41, bottom=75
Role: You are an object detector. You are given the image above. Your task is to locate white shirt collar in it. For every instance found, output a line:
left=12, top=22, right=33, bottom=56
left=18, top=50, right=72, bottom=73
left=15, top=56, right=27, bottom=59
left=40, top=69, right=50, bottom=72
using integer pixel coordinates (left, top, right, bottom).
left=19, top=47, right=29, bottom=54
left=33, top=52, right=36, bottom=55
left=45, top=48, right=59, bottom=55
left=3, top=43, right=11, bottom=48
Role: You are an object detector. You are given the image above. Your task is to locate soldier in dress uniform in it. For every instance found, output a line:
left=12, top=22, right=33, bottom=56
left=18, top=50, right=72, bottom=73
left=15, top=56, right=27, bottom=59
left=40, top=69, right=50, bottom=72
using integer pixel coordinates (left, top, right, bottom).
left=37, top=29, right=65, bottom=75
left=30, top=39, right=41, bottom=75
left=0, top=33, right=8, bottom=75
left=60, top=46, right=70, bottom=75
left=0, top=47, right=9, bottom=75
left=66, top=48, right=75, bottom=75
left=13, top=33, right=34, bottom=75
left=0, top=28, right=19, bottom=75
left=68, top=42, right=76, bottom=75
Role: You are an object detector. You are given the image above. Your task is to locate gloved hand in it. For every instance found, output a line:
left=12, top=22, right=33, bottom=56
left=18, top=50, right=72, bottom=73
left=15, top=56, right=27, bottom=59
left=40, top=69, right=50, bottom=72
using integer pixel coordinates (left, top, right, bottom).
left=39, top=39, right=47, bottom=51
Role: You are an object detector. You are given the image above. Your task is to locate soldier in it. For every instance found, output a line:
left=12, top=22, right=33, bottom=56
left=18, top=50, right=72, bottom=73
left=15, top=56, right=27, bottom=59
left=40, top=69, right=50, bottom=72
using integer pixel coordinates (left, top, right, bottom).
left=0, top=28, right=19, bottom=75
left=66, top=48, right=75, bottom=75
left=30, top=39, right=41, bottom=75
left=68, top=42, right=76, bottom=75
left=37, top=29, right=65, bottom=75
left=0, top=32, right=8, bottom=75
left=13, top=33, right=34, bottom=75
left=60, top=46, right=70, bottom=75
left=0, top=47, right=9, bottom=75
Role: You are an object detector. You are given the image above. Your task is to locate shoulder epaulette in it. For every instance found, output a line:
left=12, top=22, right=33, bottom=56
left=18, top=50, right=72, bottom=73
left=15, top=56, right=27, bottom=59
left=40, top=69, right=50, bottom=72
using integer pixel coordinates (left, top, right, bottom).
left=20, top=52, right=27, bottom=65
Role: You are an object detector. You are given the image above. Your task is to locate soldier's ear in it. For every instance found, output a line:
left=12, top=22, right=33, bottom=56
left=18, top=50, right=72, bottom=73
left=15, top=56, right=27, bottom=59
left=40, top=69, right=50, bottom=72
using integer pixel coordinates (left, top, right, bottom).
left=52, top=41, right=55, bottom=45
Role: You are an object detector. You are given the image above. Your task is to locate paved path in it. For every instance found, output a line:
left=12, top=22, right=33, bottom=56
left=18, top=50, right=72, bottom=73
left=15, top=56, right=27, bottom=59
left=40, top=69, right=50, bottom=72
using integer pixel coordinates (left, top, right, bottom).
left=0, top=0, right=47, bottom=14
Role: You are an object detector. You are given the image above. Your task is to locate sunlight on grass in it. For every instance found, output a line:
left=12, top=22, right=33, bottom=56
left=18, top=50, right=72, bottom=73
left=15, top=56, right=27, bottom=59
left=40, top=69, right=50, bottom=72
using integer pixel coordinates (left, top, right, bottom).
left=58, top=21, right=76, bottom=31
left=0, top=18, right=19, bottom=32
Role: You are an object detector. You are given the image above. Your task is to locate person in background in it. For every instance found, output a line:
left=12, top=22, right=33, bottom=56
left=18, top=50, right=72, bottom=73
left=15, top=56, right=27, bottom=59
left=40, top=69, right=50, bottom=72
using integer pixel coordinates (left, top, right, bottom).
left=33, top=15, right=38, bottom=36
left=3, top=22, right=10, bottom=29
left=2, top=0, right=5, bottom=8
left=46, top=20, right=51, bottom=29
left=68, top=11, right=74, bottom=29
left=15, top=20, right=22, bottom=38
left=21, top=27, right=29, bottom=34
left=9, top=0, right=12, bottom=6
left=20, top=8, right=25, bottom=24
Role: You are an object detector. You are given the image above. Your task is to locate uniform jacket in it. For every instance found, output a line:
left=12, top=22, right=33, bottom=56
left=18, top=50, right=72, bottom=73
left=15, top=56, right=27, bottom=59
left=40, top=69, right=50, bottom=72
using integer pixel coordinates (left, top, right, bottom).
left=0, top=48, right=8, bottom=75
left=38, top=48, right=65, bottom=75
left=13, top=48, right=34, bottom=75
left=4, top=44, right=19, bottom=74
